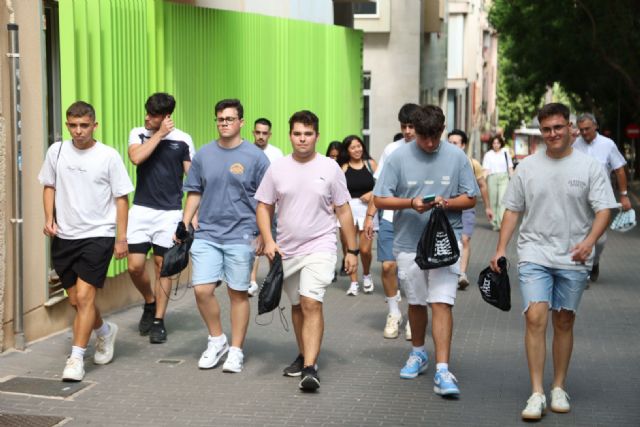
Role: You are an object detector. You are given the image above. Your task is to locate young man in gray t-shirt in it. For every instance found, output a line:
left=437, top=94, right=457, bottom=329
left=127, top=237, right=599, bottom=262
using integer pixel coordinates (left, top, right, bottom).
left=374, top=105, right=478, bottom=398
left=491, top=103, right=616, bottom=421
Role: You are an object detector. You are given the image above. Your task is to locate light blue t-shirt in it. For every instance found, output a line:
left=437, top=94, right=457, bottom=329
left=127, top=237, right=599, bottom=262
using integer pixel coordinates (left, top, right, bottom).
left=184, top=140, right=270, bottom=244
left=373, top=140, right=479, bottom=254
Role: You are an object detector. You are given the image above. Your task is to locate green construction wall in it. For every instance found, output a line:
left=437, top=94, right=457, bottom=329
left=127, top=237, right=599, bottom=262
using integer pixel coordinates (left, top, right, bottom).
left=59, top=0, right=363, bottom=276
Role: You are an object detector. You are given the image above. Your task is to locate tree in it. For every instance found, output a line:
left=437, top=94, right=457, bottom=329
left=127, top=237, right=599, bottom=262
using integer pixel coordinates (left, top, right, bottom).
left=490, top=0, right=640, bottom=138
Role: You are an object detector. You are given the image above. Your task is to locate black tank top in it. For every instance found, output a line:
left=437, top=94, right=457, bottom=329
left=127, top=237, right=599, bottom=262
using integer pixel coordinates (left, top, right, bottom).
left=345, top=163, right=375, bottom=198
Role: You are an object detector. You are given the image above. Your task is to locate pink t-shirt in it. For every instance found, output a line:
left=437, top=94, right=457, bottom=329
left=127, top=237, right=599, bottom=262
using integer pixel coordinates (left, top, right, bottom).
left=255, top=154, right=351, bottom=259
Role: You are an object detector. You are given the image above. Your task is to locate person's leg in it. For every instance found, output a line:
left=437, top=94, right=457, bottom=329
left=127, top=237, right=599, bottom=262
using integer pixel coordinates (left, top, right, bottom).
left=153, top=254, right=172, bottom=319
left=430, top=303, right=453, bottom=364
left=281, top=259, right=306, bottom=376
left=381, top=261, right=398, bottom=299
left=496, top=173, right=509, bottom=228
left=227, top=286, right=250, bottom=349
left=127, top=252, right=155, bottom=303
left=348, top=227, right=360, bottom=285
left=300, top=296, right=324, bottom=367
left=222, top=243, right=254, bottom=349
left=551, top=309, right=575, bottom=390
left=359, top=229, right=373, bottom=276
left=525, top=302, right=549, bottom=394
left=250, top=257, right=260, bottom=284
left=487, top=174, right=499, bottom=229
left=193, top=284, right=223, bottom=336
left=68, top=279, right=99, bottom=348
left=291, top=304, right=304, bottom=355
left=459, top=234, right=471, bottom=282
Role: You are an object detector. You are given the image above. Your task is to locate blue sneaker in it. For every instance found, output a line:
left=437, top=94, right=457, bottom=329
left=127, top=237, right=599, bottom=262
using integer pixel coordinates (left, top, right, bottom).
left=399, top=351, right=428, bottom=379
left=434, top=369, right=460, bottom=396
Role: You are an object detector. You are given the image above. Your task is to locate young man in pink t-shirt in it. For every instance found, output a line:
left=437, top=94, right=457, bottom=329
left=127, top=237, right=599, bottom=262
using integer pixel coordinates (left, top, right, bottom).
left=255, top=110, right=358, bottom=391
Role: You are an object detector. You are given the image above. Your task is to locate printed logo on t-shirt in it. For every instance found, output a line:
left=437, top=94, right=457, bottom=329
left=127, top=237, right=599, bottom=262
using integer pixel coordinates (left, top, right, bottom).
left=567, top=179, right=588, bottom=197
left=169, top=142, right=181, bottom=150
left=441, top=176, right=451, bottom=185
left=407, top=181, right=417, bottom=187
left=424, top=180, right=434, bottom=185
left=229, top=163, right=245, bottom=175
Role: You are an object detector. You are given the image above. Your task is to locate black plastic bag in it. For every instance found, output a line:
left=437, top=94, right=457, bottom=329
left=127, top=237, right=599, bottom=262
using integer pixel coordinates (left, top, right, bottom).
left=258, top=253, right=284, bottom=315
left=415, top=205, right=460, bottom=270
left=477, top=256, right=511, bottom=311
left=160, top=224, right=194, bottom=278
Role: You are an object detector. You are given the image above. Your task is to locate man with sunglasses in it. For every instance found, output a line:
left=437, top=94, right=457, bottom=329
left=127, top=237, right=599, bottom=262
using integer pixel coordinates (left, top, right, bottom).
left=180, top=99, right=270, bottom=373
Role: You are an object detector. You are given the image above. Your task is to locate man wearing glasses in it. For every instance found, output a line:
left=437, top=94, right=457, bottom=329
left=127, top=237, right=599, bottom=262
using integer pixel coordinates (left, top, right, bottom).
left=573, top=113, right=630, bottom=282
left=180, top=99, right=270, bottom=373
left=491, top=103, right=616, bottom=420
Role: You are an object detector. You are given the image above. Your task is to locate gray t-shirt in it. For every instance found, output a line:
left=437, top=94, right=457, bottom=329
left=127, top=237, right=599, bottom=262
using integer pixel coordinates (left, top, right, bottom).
left=502, top=149, right=617, bottom=270
left=184, top=140, right=270, bottom=244
left=373, top=140, right=479, bottom=254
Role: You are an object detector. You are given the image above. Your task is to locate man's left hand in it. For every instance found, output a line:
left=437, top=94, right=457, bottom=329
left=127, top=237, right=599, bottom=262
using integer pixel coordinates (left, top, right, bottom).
left=114, top=240, right=128, bottom=259
left=344, top=253, right=358, bottom=274
left=620, top=195, right=632, bottom=211
left=570, top=239, right=594, bottom=264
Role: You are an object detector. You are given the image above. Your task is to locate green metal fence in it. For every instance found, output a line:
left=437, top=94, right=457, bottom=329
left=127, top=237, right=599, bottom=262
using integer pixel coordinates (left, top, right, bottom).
left=59, top=0, right=363, bottom=276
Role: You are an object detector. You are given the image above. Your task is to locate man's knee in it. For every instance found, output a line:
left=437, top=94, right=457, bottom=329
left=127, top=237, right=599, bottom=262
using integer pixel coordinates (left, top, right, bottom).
left=127, top=258, right=146, bottom=277
left=300, top=296, right=322, bottom=314
left=382, top=261, right=397, bottom=276
left=552, top=309, right=575, bottom=332
left=525, top=302, right=549, bottom=330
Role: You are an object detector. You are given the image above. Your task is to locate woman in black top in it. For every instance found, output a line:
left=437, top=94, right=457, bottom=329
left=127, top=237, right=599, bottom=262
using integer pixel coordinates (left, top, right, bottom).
left=340, top=135, right=378, bottom=296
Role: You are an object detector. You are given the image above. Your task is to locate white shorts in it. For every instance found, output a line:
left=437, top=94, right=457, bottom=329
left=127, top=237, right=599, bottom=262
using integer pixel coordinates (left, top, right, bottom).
left=127, top=205, right=182, bottom=249
left=348, top=198, right=378, bottom=230
left=282, top=252, right=337, bottom=305
left=395, top=248, right=461, bottom=306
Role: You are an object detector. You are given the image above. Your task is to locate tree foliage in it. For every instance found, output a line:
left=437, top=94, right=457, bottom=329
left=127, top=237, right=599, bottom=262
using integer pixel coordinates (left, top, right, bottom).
left=490, top=0, right=640, bottom=136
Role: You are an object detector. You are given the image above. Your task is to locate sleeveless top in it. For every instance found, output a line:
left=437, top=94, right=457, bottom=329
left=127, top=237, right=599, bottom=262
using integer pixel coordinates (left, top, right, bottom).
left=345, top=163, right=375, bottom=198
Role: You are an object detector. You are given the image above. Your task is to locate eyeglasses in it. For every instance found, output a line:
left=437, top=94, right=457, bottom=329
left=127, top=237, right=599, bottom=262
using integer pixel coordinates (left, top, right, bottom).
left=540, top=124, right=568, bottom=135
left=216, top=117, right=239, bottom=124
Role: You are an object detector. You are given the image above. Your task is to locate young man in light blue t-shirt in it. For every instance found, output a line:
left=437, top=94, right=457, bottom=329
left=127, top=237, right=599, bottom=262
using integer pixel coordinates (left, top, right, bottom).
left=374, top=105, right=478, bottom=398
left=181, top=99, right=270, bottom=374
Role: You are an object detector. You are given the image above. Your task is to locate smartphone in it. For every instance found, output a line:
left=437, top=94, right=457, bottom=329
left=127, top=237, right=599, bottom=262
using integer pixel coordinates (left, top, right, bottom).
left=422, top=194, right=436, bottom=203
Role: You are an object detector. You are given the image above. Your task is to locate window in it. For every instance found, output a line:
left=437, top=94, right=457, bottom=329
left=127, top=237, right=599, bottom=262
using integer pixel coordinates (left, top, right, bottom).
left=353, top=1, right=377, bottom=17
left=363, top=71, right=371, bottom=150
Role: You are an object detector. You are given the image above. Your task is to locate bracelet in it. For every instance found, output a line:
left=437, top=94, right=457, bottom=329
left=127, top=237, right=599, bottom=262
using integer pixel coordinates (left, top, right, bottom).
left=366, top=213, right=375, bottom=218
left=410, top=198, right=416, bottom=209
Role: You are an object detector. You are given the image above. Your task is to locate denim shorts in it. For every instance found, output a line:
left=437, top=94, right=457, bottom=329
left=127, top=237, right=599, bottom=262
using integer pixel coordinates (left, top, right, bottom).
left=461, top=208, right=476, bottom=237
left=190, top=239, right=255, bottom=291
left=376, top=218, right=395, bottom=262
left=518, top=262, right=589, bottom=314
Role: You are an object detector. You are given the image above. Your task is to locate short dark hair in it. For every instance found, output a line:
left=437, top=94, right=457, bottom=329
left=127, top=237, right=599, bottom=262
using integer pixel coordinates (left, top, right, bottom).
left=393, top=132, right=403, bottom=142
left=448, top=129, right=468, bottom=145
left=66, top=101, right=96, bottom=121
left=254, top=117, right=272, bottom=129
left=410, top=105, right=445, bottom=139
left=491, top=135, right=506, bottom=148
left=289, top=110, right=319, bottom=133
left=398, top=103, right=420, bottom=124
left=537, top=102, right=570, bottom=123
left=215, top=98, right=244, bottom=119
left=145, top=93, right=176, bottom=116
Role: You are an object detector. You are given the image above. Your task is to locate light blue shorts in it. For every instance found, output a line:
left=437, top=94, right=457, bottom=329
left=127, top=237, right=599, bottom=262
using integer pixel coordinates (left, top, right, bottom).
left=190, top=239, right=255, bottom=291
left=376, top=218, right=395, bottom=262
left=518, top=262, right=589, bottom=314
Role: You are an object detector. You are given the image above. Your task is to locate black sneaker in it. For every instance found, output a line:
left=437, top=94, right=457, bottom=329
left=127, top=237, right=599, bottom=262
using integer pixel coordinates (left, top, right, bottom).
left=299, top=366, right=320, bottom=391
left=283, top=354, right=304, bottom=377
left=589, top=263, right=599, bottom=282
left=139, top=302, right=156, bottom=336
left=149, top=320, right=167, bottom=344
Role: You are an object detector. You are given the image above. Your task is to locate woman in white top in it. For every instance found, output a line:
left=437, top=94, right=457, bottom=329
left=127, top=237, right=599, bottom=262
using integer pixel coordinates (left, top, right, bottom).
left=482, top=135, right=513, bottom=231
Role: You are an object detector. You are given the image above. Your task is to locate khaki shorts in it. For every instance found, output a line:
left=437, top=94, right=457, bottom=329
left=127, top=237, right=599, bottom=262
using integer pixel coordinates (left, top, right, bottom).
left=283, top=252, right=337, bottom=305
left=396, top=249, right=460, bottom=306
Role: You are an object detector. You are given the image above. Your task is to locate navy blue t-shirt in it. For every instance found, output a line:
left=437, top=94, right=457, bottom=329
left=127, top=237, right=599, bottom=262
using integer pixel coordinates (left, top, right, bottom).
left=128, top=127, right=195, bottom=210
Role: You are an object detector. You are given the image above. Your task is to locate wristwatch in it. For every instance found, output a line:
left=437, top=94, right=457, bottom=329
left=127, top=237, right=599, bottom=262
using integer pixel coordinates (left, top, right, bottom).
left=346, top=248, right=360, bottom=256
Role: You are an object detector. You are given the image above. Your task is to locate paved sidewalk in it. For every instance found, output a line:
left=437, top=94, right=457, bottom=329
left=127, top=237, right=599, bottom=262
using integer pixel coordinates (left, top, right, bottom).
left=1, top=207, right=639, bottom=426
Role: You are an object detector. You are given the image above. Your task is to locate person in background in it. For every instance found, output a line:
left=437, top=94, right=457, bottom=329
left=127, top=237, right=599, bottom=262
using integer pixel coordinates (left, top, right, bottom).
left=482, top=135, right=513, bottom=231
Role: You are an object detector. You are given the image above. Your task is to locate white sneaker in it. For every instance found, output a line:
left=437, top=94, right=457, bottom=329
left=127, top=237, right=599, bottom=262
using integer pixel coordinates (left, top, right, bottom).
left=383, top=313, right=402, bottom=339
left=62, top=357, right=85, bottom=382
left=222, top=348, right=244, bottom=373
left=550, top=387, right=571, bottom=413
left=198, top=336, right=229, bottom=369
left=94, top=322, right=118, bottom=365
left=248, top=281, right=259, bottom=297
left=346, top=282, right=359, bottom=296
left=405, top=322, right=412, bottom=341
left=363, top=275, right=374, bottom=293
left=521, top=392, right=547, bottom=420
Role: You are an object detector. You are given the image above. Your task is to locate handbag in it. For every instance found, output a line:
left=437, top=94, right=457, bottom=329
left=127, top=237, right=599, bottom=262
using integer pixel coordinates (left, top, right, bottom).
left=160, top=226, right=194, bottom=277
left=258, top=252, right=284, bottom=315
left=477, top=256, right=511, bottom=311
left=415, top=205, right=460, bottom=270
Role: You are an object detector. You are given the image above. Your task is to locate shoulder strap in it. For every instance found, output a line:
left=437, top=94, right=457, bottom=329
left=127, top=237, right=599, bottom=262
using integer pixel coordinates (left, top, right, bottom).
left=365, top=159, right=373, bottom=174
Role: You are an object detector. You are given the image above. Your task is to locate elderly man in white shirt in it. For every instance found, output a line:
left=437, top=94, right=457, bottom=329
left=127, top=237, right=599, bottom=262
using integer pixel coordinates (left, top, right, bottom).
left=573, top=113, right=631, bottom=282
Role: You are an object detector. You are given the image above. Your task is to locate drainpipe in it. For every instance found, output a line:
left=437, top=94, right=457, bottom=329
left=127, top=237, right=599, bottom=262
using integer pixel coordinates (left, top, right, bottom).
left=6, top=0, right=25, bottom=350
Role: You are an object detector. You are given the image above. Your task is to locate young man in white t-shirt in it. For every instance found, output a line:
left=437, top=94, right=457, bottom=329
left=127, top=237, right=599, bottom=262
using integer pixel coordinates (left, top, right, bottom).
left=255, top=110, right=358, bottom=391
left=38, top=101, right=134, bottom=382
left=248, top=117, right=284, bottom=296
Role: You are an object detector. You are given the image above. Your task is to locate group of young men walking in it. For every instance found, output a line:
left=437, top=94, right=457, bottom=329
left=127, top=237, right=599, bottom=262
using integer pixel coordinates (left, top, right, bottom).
left=40, top=95, right=628, bottom=416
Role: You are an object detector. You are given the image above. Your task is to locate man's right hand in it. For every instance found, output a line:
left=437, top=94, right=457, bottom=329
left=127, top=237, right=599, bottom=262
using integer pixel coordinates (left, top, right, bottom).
left=159, top=115, right=175, bottom=138
left=43, top=220, right=58, bottom=237
left=173, top=221, right=189, bottom=243
left=490, top=250, right=506, bottom=272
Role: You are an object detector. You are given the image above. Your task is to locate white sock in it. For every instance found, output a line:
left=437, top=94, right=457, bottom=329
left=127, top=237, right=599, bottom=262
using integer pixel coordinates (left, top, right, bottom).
left=350, top=281, right=358, bottom=287
left=95, top=321, right=110, bottom=337
left=209, top=334, right=226, bottom=345
left=71, top=345, right=86, bottom=360
left=412, top=346, right=426, bottom=355
left=436, top=363, right=449, bottom=372
left=386, top=296, right=401, bottom=316
left=229, top=346, right=243, bottom=355
left=364, top=274, right=372, bottom=281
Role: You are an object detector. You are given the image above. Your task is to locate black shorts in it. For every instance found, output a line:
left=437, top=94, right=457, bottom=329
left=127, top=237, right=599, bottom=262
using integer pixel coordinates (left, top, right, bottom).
left=51, top=237, right=115, bottom=289
left=128, top=242, right=169, bottom=257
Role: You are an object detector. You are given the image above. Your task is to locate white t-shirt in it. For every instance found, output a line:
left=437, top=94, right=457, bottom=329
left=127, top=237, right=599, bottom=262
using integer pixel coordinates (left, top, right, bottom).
left=374, top=139, right=409, bottom=222
left=502, top=149, right=617, bottom=270
left=482, top=148, right=513, bottom=175
left=254, top=154, right=351, bottom=259
left=261, top=144, right=284, bottom=164
left=38, top=141, right=134, bottom=239
left=573, top=133, right=626, bottom=177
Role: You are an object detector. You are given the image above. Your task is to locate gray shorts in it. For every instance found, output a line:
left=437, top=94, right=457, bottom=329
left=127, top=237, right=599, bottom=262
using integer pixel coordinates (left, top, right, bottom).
left=462, top=208, right=476, bottom=237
